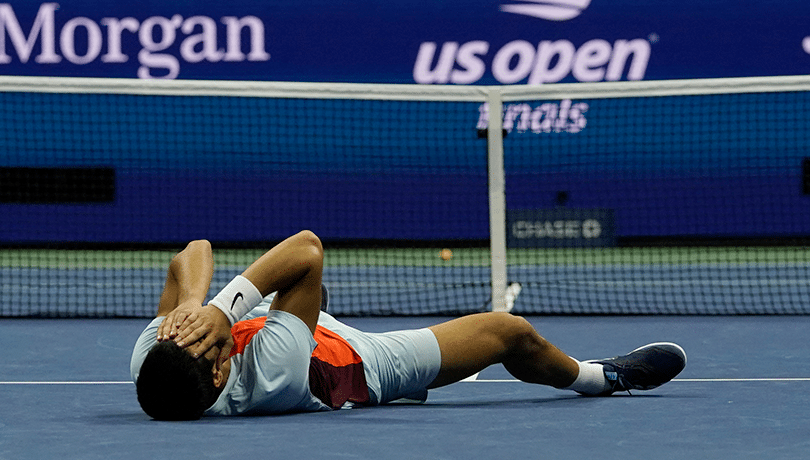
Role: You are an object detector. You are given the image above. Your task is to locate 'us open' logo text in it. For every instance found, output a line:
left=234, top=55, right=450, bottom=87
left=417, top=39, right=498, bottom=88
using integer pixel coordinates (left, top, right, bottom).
left=414, top=0, right=651, bottom=85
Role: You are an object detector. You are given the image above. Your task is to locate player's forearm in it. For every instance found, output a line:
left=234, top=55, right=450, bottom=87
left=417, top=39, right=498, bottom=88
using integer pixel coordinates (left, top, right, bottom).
left=170, top=239, right=214, bottom=305
left=241, top=230, right=323, bottom=297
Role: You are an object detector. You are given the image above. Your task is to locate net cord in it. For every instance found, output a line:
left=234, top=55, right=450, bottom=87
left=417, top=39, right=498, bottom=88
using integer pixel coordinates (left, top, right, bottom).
left=1, top=75, right=810, bottom=102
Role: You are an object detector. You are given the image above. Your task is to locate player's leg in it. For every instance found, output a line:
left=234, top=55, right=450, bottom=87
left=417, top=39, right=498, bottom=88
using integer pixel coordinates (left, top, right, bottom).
left=427, top=312, right=687, bottom=396
left=426, top=312, right=580, bottom=389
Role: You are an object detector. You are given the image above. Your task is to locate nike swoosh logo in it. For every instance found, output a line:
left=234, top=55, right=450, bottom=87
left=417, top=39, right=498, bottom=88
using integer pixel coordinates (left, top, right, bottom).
left=231, top=292, right=244, bottom=310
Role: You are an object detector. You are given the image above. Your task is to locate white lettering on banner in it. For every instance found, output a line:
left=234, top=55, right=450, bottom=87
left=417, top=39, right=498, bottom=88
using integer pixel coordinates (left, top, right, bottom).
left=0, top=3, right=60, bottom=63
left=414, top=38, right=651, bottom=85
left=500, top=0, right=592, bottom=22
left=804, top=36, right=810, bottom=55
left=0, top=3, right=270, bottom=79
left=477, top=99, right=589, bottom=134
left=512, top=219, right=602, bottom=240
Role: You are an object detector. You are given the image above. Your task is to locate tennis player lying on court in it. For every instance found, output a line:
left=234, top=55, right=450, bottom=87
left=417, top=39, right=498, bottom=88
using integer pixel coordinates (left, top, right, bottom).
left=131, top=231, right=687, bottom=420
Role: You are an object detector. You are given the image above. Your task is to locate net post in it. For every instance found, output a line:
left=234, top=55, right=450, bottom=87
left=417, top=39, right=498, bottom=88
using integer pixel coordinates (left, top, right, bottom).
left=487, top=87, right=508, bottom=312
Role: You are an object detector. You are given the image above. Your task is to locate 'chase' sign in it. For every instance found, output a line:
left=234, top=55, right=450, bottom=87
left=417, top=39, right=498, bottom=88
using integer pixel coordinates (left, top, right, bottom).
left=507, top=208, right=615, bottom=248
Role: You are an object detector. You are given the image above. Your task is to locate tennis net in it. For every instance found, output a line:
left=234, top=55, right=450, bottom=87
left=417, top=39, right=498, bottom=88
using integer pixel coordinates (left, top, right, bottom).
left=1, top=76, right=809, bottom=316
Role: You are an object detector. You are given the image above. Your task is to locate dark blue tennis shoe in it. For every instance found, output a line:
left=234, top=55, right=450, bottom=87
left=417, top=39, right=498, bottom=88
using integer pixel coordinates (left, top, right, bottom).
left=586, top=342, right=687, bottom=396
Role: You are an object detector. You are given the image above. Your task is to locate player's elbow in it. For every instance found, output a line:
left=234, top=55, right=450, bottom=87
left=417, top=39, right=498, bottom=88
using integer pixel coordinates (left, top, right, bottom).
left=176, top=239, right=212, bottom=257
left=294, top=230, right=324, bottom=269
left=187, top=239, right=212, bottom=252
left=169, top=239, right=212, bottom=272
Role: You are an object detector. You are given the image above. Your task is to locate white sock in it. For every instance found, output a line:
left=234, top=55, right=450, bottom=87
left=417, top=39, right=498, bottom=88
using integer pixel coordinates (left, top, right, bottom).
left=563, top=359, right=609, bottom=395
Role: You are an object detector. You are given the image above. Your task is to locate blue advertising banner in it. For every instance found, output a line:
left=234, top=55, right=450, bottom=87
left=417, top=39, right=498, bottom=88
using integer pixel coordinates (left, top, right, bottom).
left=2, top=86, right=807, bottom=244
left=1, top=2, right=810, bottom=244
left=0, top=1, right=808, bottom=83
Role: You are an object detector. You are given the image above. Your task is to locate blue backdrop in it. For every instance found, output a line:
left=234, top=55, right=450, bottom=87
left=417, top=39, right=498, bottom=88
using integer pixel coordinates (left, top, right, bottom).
left=0, top=1, right=808, bottom=83
left=1, top=89, right=808, bottom=243
left=1, top=1, right=810, bottom=243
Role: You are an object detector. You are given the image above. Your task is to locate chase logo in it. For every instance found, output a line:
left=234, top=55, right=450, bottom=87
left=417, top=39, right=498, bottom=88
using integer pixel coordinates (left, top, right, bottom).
left=500, top=0, right=591, bottom=21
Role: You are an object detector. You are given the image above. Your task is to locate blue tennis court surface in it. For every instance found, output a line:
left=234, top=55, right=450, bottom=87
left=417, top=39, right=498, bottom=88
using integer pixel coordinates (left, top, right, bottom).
left=2, top=315, right=809, bottom=459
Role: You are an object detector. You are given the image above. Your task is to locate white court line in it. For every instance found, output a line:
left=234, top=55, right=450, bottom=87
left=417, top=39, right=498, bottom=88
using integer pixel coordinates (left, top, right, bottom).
left=674, top=378, right=810, bottom=382
left=461, top=378, right=810, bottom=383
left=0, top=381, right=133, bottom=385
left=3, top=378, right=810, bottom=385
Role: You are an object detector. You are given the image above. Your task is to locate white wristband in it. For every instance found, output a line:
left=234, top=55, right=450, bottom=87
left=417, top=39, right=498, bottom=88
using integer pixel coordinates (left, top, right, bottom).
left=208, top=275, right=263, bottom=325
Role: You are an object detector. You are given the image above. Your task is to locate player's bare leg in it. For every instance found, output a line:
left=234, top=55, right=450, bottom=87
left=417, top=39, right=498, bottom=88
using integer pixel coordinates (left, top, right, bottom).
left=427, top=312, right=579, bottom=389
left=427, top=312, right=687, bottom=396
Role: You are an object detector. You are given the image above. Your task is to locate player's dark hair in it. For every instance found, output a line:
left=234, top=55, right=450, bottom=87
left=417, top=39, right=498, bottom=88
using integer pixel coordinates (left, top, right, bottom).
left=136, top=341, right=218, bottom=421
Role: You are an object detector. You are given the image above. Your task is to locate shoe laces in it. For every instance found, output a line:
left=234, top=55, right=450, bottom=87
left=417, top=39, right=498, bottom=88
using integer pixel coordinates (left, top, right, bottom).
left=605, top=365, right=634, bottom=395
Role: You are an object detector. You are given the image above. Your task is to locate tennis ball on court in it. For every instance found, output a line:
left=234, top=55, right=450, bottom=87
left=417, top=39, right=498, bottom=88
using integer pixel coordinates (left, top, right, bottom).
left=440, top=248, right=453, bottom=260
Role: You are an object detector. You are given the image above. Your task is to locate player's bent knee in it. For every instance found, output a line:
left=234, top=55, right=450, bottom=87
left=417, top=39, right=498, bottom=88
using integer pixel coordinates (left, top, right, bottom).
left=491, top=312, right=533, bottom=333
left=485, top=312, right=540, bottom=350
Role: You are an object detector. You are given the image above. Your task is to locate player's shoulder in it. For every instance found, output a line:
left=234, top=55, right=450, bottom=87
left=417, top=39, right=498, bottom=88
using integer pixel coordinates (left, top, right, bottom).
left=246, top=310, right=318, bottom=357
left=129, top=316, right=165, bottom=383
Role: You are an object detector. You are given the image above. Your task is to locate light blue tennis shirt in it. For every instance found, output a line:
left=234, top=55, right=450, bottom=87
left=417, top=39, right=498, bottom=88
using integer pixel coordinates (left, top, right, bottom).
left=131, top=306, right=441, bottom=415
left=131, top=310, right=330, bottom=415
